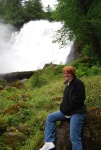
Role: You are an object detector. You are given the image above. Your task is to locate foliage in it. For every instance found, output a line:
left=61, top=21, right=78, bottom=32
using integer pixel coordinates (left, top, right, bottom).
left=0, top=0, right=45, bottom=28
left=82, top=44, right=93, bottom=57
left=1, top=0, right=25, bottom=28
left=43, top=5, right=54, bottom=21
left=53, top=0, right=101, bottom=56
left=30, top=70, right=49, bottom=88
left=0, top=117, right=7, bottom=135
left=0, top=1, right=4, bottom=16
left=71, top=57, right=101, bottom=77
left=82, top=76, right=101, bottom=107
left=0, top=63, right=101, bottom=149
left=29, top=65, right=63, bottom=88
left=24, top=0, right=44, bottom=22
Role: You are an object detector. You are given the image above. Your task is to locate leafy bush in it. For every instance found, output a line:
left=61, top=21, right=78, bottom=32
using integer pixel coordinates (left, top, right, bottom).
left=89, top=65, right=101, bottom=76
left=70, top=57, right=101, bottom=77
left=31, top=71, right=48, bottom=88
left=83, top=45, right=93, bottom=57
left=30, top=65, right=63, bottom=88
left=53, top=65, right=64, bottom=76
left=82, top=76, right=101, bottom=107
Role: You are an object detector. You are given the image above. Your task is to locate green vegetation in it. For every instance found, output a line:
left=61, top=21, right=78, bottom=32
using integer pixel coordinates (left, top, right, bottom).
left=0, top=0, right=53, bottom=28
left=0, top=61, right=101, bottom=149
left=53, top=0, right=101, bottom=57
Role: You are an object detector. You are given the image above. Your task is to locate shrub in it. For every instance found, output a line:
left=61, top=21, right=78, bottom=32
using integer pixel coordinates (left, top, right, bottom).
left=89, top=65, right=101, bottom=76
left=31, top=71, right=48, bottom=88
left=83, top=44, right=93, bottom=57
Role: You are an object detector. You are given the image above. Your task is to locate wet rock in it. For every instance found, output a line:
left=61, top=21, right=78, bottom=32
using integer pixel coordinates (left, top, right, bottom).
left=0, top=71, right=34, bottom=82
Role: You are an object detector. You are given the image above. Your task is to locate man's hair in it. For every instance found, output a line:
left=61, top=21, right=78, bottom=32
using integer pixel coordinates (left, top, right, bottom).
left=63, top=66, right=76, bottom=76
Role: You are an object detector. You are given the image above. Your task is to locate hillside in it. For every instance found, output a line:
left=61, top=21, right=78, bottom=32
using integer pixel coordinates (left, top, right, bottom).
left=0, top=62, right=101, bottom=150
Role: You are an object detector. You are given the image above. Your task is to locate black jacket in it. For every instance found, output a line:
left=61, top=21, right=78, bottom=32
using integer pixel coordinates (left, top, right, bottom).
left=60, top=76, right=87, bottom=115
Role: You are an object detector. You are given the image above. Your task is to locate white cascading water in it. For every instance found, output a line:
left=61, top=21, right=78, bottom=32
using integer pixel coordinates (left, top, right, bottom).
left=0, top=20, right=73, bottom=73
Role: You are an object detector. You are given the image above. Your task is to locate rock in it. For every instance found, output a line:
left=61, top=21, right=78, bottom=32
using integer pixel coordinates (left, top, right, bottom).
left=82, top=107, right=101, bottom=150
left=17, top=123, right=33, bottom=135
left=55, top=120, right=71, bottom=150
left=0, top=71, right=34, bottom=82
left=55, top=107, right=101, bottom=150
left=20, top=78, right=28, bottom=83
left=3, top=102, right=27, bottom=115
left=43, top=63, right=57, bottom=69
left=3, top=131, right=26, bottom=150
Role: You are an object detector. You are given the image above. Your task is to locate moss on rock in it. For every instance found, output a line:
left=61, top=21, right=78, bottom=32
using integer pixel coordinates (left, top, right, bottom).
left=3, top=102, right=27, bottom=115
left=3, top=131, right=26, bottom=150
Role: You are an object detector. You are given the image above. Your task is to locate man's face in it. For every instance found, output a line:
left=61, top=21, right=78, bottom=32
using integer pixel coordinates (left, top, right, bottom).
left=63, top=72, right=73, bottom=82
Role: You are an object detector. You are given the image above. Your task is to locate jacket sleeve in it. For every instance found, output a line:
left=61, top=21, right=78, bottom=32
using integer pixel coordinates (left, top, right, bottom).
left=65, top=80, right=86, bottom=115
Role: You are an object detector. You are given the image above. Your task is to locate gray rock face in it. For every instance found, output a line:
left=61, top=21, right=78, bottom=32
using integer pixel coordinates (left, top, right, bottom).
left=56, top=120, right=71, bottom=150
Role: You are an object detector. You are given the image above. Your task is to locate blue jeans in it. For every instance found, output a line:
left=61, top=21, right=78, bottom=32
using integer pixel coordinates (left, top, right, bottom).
left=44, top=110, right=86, bottom=150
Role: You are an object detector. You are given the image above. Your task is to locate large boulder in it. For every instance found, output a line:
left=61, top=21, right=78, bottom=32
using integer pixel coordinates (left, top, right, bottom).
left=55, top=107, right=101, bottom=150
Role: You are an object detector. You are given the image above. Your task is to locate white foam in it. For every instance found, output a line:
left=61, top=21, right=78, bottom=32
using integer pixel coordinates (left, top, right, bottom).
left=0, top=20, right=72, bottom=73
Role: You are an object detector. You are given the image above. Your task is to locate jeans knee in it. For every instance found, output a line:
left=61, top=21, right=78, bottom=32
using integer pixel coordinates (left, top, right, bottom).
left=46, top=113, right=53, bottom=122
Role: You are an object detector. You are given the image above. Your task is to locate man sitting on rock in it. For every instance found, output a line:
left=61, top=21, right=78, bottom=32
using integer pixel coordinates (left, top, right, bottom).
left=39, top=66, right=87, bottom=150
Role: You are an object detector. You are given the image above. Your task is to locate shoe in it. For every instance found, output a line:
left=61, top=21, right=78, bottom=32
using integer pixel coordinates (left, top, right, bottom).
left=39, top=142, right=55, bottom=150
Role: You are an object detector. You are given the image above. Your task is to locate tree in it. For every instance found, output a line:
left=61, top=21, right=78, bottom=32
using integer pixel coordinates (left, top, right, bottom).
left=44, top=5, right=53, bottom=21
left=0, top=0, right=45, bottom=28
left=1, top=0, right=25, bottom=28
left=24, top=0, right=44, bottom=22
left=0, top=0, right=5, bottom=16
left=54, top=0, right=101, bottom=56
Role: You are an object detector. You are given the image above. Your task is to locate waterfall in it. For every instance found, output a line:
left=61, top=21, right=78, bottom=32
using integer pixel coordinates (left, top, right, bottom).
left=0, top=20, right=73, bottom=73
